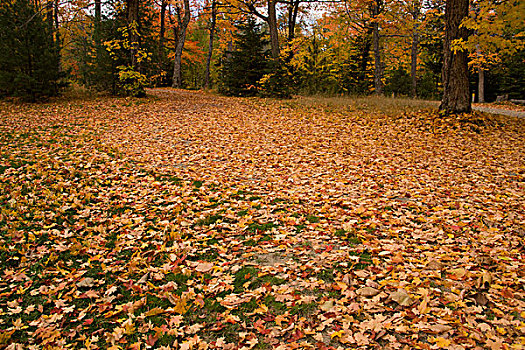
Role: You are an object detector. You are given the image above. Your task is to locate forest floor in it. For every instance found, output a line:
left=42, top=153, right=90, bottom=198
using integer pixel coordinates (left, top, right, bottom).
left=1, top=89, right=524, bottom=349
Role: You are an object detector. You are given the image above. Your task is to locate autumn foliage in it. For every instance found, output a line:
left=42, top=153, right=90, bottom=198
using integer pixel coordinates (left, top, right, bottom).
left=1, top=90, right=524, bottom=349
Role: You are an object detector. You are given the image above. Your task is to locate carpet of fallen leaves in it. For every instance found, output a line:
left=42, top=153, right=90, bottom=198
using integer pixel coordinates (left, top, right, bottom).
left=1, top=89, right=524, bottom=350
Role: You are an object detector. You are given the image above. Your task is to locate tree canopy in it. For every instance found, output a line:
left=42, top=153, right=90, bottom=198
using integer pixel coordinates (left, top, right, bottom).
left=0, top=0, right=523, bottom=105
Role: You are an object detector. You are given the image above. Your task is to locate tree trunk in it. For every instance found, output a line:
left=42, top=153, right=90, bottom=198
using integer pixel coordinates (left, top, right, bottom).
left=287, top=0, right=300, bottom=42
left=478, top=68, right=485, bottom=103
left=126, top=0, right=140, bottom=70
left=410, top=5, right=420, bottom=98
left=159, top=0, right=166, bottom=51
left=204, top=0, right=217, bottom=89
left=267, top=0, right=279, bottom=59
left=53, top=0, right=59, bottom=51
left=94, top=0, right=102, bottom=58
left=439, top=0, right=471, bottom=114
left=372, top=0, right=383, bottom=95
left=172, top=0, right=191, bottom=88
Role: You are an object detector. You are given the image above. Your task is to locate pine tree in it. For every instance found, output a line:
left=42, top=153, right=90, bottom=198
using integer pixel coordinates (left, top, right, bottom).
left=0, top=0, right=61, bottom=101
left=218, top=18, right=269, bottom=97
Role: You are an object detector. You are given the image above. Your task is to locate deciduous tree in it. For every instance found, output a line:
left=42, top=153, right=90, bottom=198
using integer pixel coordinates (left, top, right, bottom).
left=440, top=0, right=470, bottom=115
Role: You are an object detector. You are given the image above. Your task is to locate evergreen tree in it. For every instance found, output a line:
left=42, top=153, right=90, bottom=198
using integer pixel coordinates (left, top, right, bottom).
left=218, top=18, right=269, bottom=97
left=0, top=0, right=61, bottom=101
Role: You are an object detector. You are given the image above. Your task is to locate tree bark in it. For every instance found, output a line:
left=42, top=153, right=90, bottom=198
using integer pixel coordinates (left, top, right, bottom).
left=53, top=0, right=59, bottom=51
left=287, top=0, right=300, bottom=42
left=372, top=0, right=383, bottom=95
left=439, top=0, right=471, bottom=114
left=410, top=4, right=420, bottom=98
left=159, top=0, right=166, bottom=51
left=478, top=68, right=485, bottom=103
left=126, top=0, right=140, bottom=70
left=242, top=0, right=280, bottom=59
left=94, top=0, right=102, bottom=57
left=172, top=0, right=191, bottom=88
left=267, top=0, right=279, bottom=59
left=204, top=0, right=217, bottom=89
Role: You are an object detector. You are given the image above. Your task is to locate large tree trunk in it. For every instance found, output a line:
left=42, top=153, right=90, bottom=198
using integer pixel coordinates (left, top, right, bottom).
left=372, top=0, right=383, bottom=95
left=267, top=0, right=279, bottom=59
left=242, top=0, right=279, bottom=59
left=410, top=5, right=420, bottom=98
left=172, top=0, right=191, bottom=88
left=204, top=0, right=217, bottom=89
left=440, top=0, right=471, bottom=114
left=126, top=0, right=140, bottom=70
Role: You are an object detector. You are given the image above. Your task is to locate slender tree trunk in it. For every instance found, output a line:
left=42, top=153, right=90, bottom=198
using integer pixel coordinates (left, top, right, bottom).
left=267, top=0, right=279, bottom=59
left=204, top=0, right=217, bottom=89
left=284, top=0, right=300, bottom=63
left=287, top=0, right=300, bottom=42
left=356, top=27, right=372, bottom=94
left=53, top=0, right=59, bottom=52
left=159, top=0, right=166, bottom=50
left=410, top=5, right=420, bottom=98
left=94, top=0, right=101, bottom=54
left=440, top=0, right=471, bottom=114
left=46, top=0, right=53, bottom=36
left=172, top=0, right=191, bottom=88
left=478, top=68, right=485, bottom=103
left=226, top=30, right=233, bottom=60
left=157, top=0, right=167, bottom=84
left=372, top=0, right=383, bottom=95
left=127, top=0, right=140, bottom=70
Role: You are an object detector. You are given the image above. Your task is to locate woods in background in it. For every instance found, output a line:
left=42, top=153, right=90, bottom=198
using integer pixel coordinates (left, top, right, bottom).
left=0, top=0, right=523, bottom=110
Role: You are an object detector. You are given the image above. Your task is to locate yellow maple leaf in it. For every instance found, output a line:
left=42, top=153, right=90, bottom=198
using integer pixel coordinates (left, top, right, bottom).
left=145, top=307, right=165, bottom=317
left=173, top=299, right=188, bottom=314
left=331, top=330, right=345, bottom=339
left=431, top=337, right=451, bottom=348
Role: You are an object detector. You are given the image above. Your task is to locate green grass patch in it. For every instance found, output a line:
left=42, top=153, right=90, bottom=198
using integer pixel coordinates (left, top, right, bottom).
left=247, top=221, right=278, bottom=233
left=290, top=302, right=317, bottom=316
left=306, top=215, right=320, bottom=223
left=237, top=209, right=249, bottom=217
left=193, top=180, right=204, bottom=188
left=233, top=266, right=258, bottom=292
left=195, top=214, right=223, bottom=227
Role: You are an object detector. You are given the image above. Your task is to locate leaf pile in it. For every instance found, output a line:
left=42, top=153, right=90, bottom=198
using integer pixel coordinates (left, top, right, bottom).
left=1, top=90, right=524, bottom=349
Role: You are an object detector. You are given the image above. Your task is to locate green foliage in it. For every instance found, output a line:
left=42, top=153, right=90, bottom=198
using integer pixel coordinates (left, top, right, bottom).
left=0, top=0, right=62, bottom=101
left=117, top=65, right=148, bottom=97
left=385, top=67, right=411, bottom=96
left=218, top=17, right=269, bottom=97
left=292, top=30, right=373, bottom=95
left=258, top=60, right=294, bottom=98
left=293, top=34, right=340, bottom=95
left=485, top=49, right=525, bottom=101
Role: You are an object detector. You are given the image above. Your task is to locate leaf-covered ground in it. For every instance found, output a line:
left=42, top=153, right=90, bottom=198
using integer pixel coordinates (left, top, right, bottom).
left=1, top=89, right=524, bottom=350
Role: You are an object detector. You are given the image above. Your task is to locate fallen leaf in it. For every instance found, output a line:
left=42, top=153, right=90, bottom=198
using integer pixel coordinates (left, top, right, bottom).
left=195, top=262, right=214, bottom=273
left=428, top=324, right=453, bottom=333
left=425, top=259, right=443, bottom=270
left=76, top=277, right=95, bottom=288
left=389, top=290, right=414, bottom=306
left=357, top=287, right=380, bottom=297
left=320, top=300, right=334, bottom=312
